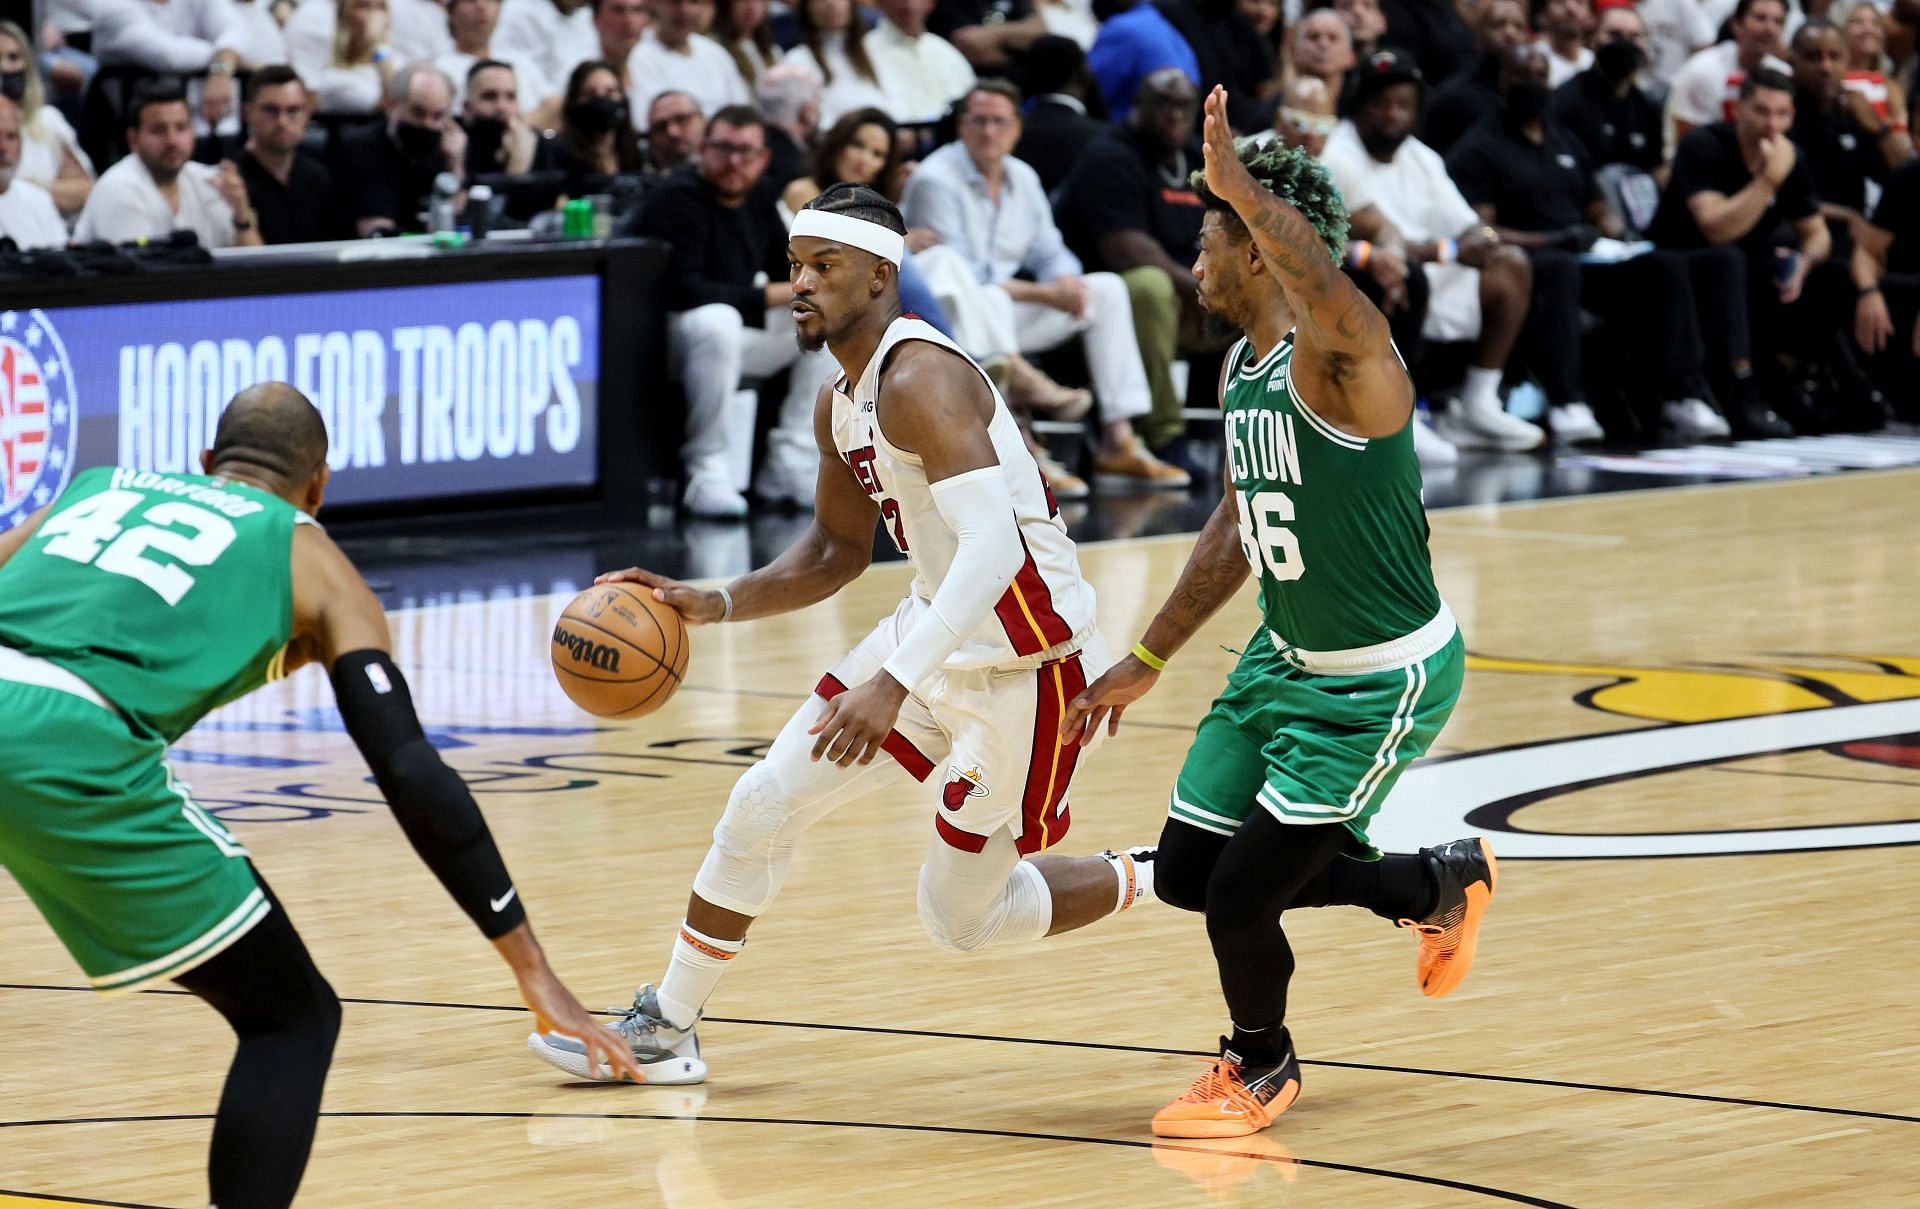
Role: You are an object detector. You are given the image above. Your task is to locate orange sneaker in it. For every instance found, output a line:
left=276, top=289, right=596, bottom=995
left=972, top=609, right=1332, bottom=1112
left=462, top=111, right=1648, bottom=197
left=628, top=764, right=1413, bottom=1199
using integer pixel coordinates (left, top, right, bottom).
left=1150, top=1037, right=1301, bottom=1139
left=1398, top=836, right=1498, bottom=998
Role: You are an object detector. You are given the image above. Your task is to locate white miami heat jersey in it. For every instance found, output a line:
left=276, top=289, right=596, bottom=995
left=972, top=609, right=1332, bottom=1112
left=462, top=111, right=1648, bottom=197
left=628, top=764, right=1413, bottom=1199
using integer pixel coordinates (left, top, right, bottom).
left=829, top=316, right=1097, bottom=671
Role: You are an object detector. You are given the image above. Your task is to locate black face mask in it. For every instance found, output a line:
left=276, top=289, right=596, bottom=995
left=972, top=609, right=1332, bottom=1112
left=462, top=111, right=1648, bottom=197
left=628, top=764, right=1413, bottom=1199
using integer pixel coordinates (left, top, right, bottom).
left=1594, top=38, right=1645, bottom=82
left=1504, top=80, right=1551, bottom=125
left=465, top=115, right=507, bottom=161
left=394, top=120, right=444, bottom=162
left=1358, top=127, right=1405, bottom=158
left=0, top=71, right=24, bottom=102
left=567, top=95, right=627, bottom=135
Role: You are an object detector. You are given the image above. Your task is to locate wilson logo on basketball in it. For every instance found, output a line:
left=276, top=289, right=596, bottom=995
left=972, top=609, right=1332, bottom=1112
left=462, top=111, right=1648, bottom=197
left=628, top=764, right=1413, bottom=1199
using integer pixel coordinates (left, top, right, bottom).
left=552, top=626, right=622, bottom=672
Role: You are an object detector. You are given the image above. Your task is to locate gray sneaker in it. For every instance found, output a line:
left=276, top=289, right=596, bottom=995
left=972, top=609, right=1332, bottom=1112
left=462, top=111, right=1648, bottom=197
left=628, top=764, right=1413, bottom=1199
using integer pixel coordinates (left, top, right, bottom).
left=525, top=984, right=708, bottom=1084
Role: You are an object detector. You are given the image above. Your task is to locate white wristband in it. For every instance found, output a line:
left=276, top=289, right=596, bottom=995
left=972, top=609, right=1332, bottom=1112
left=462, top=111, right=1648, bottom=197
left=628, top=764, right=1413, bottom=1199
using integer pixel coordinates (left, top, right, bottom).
left=716, top=584, right=734, bottom=623
left=878, top=466, right=1025, bottom=693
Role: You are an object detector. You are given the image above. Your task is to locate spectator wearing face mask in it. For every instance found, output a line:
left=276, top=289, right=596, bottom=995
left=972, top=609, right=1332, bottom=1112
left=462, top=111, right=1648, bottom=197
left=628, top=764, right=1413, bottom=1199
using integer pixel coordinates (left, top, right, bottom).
left=1551, top=4, right=1665, bottom=177
left=334, top=64, right=468, bottom=236
left=462, top=59, right=558, bottom=180
left=0, top=20, right=92, bottom=219
left=552, top=60, right=642, bottom=197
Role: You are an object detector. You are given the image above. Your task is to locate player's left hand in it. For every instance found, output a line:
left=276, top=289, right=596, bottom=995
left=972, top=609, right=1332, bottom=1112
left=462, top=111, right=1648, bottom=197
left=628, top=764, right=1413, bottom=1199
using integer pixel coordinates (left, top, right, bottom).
left=517, top=967, right=646, bottom=1084
left=1200, top=85, right=1254, bottom=207
left=1060, top=653, right=1160, bottom=747
left=809, top=673, right=909, bottom=767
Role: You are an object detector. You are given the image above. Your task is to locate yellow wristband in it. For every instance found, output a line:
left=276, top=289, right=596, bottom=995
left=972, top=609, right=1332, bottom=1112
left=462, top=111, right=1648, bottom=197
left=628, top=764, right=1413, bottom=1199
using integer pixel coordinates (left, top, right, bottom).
left=1131, top=641, right=1168, bottom=671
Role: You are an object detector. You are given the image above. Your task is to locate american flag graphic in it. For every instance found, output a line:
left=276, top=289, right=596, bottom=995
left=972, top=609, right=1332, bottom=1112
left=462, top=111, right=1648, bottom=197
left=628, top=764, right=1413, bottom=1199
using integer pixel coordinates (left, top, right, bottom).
left=0, top=336, right=50, bottom=510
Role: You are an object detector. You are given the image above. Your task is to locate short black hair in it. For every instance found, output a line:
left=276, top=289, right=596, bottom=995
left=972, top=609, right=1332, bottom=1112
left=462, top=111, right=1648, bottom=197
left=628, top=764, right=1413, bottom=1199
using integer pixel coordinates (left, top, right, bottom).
left=209, top=383, right=330, bottom=485
left=245, top=64, right=304, bottom=105
left=1790, top=17, right=1839, bottom=47
left=126, top=80, right=190, bottom=131
left=1732, top=0, right=1786, bottom=21
left=708, top=103, right=764, bottom=133
left=1739, top=66, right=1795, bottom=98
left=802, top=182, right=907, bottom=235
left=467, top=57, right=515, bottom=86
left=1190, top=139, right=1348, bottom=262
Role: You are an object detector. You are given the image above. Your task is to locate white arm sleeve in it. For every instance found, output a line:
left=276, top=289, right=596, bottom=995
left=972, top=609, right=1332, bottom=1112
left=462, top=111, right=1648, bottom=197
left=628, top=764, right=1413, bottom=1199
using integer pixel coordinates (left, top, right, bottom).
left=879, top=464, right=1025, bottom=694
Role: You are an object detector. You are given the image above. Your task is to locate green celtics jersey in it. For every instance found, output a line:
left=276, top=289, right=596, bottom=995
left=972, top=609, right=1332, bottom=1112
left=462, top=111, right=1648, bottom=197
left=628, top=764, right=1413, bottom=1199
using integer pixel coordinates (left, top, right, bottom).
left=0, top=466, right=304, bottom=743
left=1222, top=332, right=1442, bottom=653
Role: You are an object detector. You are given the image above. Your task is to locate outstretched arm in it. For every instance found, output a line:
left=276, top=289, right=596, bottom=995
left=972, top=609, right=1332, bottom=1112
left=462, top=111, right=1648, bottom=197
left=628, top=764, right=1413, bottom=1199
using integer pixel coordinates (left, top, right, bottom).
left=597, top=382, right=880, bottom=624
left=1061, top=469, right=1250, bottom=745
left=1198, top=85, right=1411, bottom=436
left=290, top=526, right=643, bottom=1082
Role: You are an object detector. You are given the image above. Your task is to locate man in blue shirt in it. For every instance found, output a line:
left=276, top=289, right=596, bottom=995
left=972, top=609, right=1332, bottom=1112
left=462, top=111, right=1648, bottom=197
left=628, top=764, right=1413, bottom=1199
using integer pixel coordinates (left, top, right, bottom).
left=1088, top=0, right=1199, bottom=124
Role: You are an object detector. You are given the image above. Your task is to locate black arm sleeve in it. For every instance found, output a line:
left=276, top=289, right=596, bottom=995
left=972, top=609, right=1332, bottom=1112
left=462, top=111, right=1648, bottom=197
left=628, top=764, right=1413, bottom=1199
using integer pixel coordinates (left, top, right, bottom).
left=330, top=650, right=527, bottom=939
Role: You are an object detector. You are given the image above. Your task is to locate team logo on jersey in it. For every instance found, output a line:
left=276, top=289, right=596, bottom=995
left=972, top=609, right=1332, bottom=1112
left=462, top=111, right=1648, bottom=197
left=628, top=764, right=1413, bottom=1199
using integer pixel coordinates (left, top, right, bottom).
left=1369, top=652, right=1920, bottom=860
left=0, top=309, right=79, bottom=533
left=943, top=766, right=990, bottom=809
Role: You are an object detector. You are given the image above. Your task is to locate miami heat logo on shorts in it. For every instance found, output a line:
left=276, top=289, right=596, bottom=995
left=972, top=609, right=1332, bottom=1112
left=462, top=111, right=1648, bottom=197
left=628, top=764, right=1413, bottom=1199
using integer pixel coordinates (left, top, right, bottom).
left=0, top=309, right=79, bottom=533
left=942, top=766, right=990, bottom=810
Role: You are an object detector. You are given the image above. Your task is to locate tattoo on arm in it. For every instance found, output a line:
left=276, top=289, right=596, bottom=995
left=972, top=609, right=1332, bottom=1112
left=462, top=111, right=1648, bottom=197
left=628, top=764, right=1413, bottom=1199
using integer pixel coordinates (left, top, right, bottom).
left=1237, top=191, right=1378, bottom=374
left=1142, top=493, right=1249, bottom=657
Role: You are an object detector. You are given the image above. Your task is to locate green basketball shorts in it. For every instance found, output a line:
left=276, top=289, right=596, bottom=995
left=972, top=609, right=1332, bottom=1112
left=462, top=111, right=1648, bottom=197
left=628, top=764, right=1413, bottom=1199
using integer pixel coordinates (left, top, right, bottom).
left=1167, top=630, right=1465, bottom=857
left=0, top=677, right=267, bottom=995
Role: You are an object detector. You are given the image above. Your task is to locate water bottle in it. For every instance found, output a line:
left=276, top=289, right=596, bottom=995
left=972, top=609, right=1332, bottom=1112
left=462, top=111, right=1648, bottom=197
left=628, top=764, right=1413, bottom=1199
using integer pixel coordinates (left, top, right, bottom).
left=467, top=184, right=493, bottom=242
left=429, top=172, right=460, bottom=236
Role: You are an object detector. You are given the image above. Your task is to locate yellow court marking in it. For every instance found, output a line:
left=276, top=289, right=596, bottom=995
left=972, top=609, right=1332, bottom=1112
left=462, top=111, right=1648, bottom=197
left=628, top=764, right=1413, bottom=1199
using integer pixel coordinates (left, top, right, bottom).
left=0, top=1196, right=144, bottom=1208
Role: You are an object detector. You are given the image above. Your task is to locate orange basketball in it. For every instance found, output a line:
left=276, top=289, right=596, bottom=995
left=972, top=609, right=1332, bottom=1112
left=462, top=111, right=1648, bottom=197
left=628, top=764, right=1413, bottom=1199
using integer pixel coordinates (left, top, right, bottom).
left=550, top=582, right=689, bottom=719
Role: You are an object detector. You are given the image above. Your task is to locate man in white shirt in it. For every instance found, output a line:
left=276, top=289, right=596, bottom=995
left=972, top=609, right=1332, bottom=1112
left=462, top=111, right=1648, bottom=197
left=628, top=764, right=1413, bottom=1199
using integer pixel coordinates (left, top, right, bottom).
left=74, top=83, right=260, bottom=249
left=1665, top=0, right=1791, bottom=146
left=496, top=0, right=600, bottom=98
left=1536, top=0, right=1593, bottom=87
left=1636, top=0, right=1717, bottom=88
left=437, top=0, right=552, bottom=107
left=1319, top=51, right=1542, bottom=450
left=900, top=81, right=1186, bottom=488
left=0, top=98, right=70, bottom=250
left=866, top=0, right=978, bottom=124
left=628, top=0, right=749, bottom=130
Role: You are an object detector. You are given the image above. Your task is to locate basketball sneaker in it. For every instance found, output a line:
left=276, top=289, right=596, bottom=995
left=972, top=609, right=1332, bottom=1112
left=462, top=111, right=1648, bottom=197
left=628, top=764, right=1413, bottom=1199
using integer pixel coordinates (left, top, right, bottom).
left=1398, top=836, right=1498, bottom=999
left=1150, top=1036, right=1302, bottom=1139
left=526, top=984, right=707, bottom=1084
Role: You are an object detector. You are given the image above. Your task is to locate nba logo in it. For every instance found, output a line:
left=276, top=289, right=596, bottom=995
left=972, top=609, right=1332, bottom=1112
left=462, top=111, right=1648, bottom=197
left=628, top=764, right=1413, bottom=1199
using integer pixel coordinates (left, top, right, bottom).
left=0, top=309, right=78, bottom=533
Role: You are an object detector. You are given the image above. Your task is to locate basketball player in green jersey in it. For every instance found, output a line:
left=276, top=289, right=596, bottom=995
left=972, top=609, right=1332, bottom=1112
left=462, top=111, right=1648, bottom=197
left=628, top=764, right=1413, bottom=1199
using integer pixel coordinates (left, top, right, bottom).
left=1062, top=86, right=1496, bottom=1139
left=0, top=384, right=639, bottom=1208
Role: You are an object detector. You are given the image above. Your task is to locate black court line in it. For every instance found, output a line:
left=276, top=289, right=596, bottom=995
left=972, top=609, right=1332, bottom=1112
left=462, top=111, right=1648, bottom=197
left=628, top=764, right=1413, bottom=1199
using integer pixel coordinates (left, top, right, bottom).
left=0, top=1190, right=162, bottom=1209
left=0, top=1110, right=1573, bottom=1208
left=4, top=983, right=1914, bottom=1126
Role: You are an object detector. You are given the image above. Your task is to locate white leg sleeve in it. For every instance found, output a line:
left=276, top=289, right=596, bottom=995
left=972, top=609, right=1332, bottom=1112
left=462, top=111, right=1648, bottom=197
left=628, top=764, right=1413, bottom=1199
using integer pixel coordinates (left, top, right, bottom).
left=694, top=694, right=899, bottom=916
left=915, top=827, right=1054, bottom=954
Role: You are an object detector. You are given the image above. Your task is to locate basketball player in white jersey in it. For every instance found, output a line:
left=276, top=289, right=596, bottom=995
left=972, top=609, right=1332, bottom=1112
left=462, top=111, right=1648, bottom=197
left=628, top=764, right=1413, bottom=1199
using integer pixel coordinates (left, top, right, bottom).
left=527, top=184, right=1156, bottom=1084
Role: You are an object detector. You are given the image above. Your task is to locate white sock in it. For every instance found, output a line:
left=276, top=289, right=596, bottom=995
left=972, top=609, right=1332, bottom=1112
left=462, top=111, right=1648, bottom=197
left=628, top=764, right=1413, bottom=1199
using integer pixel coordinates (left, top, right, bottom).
left=1460, top=366, right=1504, bottom=414
left=656, top=921, right=744, bottom=1030
left=1100, top=848, right=1156, bottom=914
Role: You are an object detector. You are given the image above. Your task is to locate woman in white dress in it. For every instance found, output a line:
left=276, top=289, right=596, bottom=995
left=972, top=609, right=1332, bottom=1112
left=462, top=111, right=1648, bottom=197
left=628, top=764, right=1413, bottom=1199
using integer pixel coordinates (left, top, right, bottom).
left=0, top=21, right=90, bottom=219
left=780, top=0, right=891, bottom=125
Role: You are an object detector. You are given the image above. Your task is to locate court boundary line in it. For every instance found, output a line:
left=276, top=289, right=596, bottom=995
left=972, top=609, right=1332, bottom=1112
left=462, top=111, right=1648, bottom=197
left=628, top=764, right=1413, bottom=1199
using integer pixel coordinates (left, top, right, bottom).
left=0, top=1191, right=160, bottom=1209
left=0, top=1110, right=1573, bottom=1208
left=3, top=982, right=1912, bottom=1126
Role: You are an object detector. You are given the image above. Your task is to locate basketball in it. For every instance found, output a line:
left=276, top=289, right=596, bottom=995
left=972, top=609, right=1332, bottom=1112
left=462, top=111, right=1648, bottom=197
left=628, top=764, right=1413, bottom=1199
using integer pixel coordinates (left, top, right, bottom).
left=550, top=582, right=688, bottom=718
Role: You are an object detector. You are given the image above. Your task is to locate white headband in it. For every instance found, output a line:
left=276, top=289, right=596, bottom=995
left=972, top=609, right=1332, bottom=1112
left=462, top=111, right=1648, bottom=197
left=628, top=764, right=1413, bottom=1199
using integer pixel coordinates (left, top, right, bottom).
left=790, top=209, right=906, bottom=267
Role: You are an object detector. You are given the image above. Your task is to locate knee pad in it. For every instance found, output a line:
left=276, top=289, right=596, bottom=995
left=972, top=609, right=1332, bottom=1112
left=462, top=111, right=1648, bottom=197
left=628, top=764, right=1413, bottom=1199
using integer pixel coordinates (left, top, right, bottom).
left=915, top=858, right=1049, bottom=954
left=694, top=761, right=802, bottom=917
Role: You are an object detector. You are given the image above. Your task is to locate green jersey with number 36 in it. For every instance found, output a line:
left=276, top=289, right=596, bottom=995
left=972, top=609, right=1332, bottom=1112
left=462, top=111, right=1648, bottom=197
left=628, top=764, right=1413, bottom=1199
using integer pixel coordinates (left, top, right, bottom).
left=0, top=466, right=304, bottom=743
left=1222, top=331, right=1442, bottom=654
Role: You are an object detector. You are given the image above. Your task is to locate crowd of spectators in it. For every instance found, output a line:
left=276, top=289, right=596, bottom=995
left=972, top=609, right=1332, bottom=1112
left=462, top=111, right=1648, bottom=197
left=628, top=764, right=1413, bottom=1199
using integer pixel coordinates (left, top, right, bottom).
left=2, top=0, right=1915, bottom=512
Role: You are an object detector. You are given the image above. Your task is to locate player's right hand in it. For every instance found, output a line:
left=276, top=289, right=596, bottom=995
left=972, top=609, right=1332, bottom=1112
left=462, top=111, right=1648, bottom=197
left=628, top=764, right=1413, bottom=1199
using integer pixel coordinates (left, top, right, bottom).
left=1060, top=653, right=1161, bottom=747
left=595, top=567, right=727, bottom=624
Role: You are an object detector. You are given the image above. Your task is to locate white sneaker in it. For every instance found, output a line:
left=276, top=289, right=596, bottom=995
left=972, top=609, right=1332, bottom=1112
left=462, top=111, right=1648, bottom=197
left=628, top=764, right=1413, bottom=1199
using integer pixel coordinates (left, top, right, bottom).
left=1662, top=398, right=1731, bottom=441
left=1410, top=411, right=1460, bottom=468
left=526, top=984, right=708, bottom=1084
left=752, top=454, right=816, bottom=510
left=1549, top=402, right=1605, bottom=445
left=683, top=477, right=748, bottom=520
left=1432, top=399, right=1546, bottom=452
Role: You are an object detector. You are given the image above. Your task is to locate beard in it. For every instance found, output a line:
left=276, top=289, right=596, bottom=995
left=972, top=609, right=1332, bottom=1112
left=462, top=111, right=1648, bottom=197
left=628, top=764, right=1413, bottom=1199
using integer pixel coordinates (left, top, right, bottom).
left=794, top=314, right=831, bottom=352
left=1198, top=307, right=1242, bottom=344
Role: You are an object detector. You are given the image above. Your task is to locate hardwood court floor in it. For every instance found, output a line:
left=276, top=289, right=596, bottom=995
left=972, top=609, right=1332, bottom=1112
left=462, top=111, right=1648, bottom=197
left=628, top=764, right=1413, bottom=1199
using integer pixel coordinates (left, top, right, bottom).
left=3, top=471, right=1918, bottom=1208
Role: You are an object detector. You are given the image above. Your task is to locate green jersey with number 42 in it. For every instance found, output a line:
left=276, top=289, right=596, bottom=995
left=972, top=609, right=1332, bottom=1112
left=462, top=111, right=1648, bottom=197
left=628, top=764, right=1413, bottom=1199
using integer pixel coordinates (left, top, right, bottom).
left=1222, top=332, right=1442, bottom=653
left=0, top=466, right=305, bottom=743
